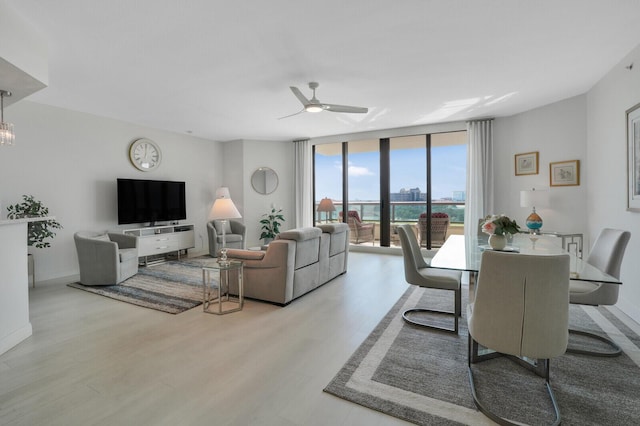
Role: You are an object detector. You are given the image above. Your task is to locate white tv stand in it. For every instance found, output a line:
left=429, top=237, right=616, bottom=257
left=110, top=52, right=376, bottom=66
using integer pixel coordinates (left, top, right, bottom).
left=122, top=223, right=195, bottom=265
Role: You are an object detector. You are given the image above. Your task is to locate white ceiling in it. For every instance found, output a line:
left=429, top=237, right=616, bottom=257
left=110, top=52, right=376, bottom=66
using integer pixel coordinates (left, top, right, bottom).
left=5, top=0, right=640, bottom=142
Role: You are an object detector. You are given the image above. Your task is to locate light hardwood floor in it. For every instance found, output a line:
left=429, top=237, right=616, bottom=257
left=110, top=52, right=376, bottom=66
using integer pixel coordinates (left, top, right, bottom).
left=0, top=252, right=415, bottom=426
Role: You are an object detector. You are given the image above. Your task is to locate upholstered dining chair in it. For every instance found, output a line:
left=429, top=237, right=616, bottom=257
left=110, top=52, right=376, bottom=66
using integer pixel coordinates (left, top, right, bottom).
left=397, top=224, right=462, bottom=333
left=568, top=228, right=631, bottom=357
left=341, top=210, right=375, bottom=245
left=467, top=250, right=570, bottom=426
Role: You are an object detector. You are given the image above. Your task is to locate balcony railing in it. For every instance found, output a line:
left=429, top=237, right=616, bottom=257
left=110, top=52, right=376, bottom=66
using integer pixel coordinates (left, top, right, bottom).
left=315, top=200, right=465, bottom=224
left=314, top=200, right=466, bottom=248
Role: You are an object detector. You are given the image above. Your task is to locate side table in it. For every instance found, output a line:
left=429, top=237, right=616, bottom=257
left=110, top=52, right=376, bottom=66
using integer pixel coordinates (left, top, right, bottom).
left=202, top=260, right=244, bottom=315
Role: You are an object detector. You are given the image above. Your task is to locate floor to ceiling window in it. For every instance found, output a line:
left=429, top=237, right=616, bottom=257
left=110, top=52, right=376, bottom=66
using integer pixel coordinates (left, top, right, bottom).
left=389, top=135, right=428, bottom=246
left=314, top=142, right=344, bottom=223
left=314, top=131, right=467, bottom=249
left=346, top=139, right=380, bottom=245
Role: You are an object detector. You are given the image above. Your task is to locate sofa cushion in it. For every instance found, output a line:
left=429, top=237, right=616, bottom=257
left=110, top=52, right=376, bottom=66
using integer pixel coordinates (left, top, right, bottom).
left=217, top=234, right=243, bottom=243
left=93, top=233, right=111, bottom=242
left=316, top=223, right=348, bottom=234
left=214, top=220, right=232, bottom=235
left=317, top=223, right=349, bottom=257
left=277, top=227, right=322, bottom=242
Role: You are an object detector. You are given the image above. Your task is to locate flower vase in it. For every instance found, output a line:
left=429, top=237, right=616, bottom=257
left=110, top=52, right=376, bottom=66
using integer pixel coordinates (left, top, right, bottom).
left=488, top=234, right=507, bottom=250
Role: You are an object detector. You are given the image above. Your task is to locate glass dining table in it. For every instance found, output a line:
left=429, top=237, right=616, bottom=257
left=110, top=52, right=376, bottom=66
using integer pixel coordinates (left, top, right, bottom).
left=430, top=234, right=621, bottom=284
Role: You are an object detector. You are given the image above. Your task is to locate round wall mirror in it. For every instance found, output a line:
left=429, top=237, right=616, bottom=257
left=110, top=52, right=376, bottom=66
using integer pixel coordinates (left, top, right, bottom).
left=251, top=167, right=278, bottom=195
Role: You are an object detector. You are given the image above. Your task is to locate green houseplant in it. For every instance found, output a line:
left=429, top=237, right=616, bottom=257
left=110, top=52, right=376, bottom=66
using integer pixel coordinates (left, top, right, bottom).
left=259, top=208, right=285, bottom=243
left=7, top=195, right=63, bottom=248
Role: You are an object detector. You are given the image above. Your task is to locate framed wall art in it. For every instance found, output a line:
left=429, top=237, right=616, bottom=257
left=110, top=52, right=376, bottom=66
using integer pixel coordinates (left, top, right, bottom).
left=550, top=160, right=580, bottom=187
left=515, top=151, right=539, bottom=176
left=627, top=102, right=640, bottom=211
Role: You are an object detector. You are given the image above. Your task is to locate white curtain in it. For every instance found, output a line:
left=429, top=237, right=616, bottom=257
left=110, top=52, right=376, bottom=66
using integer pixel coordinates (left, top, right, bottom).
left=294, top=139, right=313, bottom=228
left=464, top=119, right=494, bottom=249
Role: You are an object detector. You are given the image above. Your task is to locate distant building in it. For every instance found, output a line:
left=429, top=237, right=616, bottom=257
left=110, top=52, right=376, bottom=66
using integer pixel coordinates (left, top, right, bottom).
left=390, top=187, right=427, bottom=201
left=452, top=191, right=465, bottom=202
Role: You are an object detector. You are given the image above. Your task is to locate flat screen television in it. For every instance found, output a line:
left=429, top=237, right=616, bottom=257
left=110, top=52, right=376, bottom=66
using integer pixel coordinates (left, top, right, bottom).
left=117, top=178, right=186, bottom=225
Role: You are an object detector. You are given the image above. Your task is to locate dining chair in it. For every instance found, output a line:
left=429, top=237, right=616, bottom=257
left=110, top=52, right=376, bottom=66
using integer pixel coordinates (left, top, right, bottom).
left=568, top=228, right=630, bottom=356
left=397, top=224, right=462, bottom=333
left=468, top=250, right=570, bottom=426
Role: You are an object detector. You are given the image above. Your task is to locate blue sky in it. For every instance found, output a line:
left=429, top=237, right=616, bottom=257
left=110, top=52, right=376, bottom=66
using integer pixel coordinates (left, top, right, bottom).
left=315, top=145, right=467, bottom=201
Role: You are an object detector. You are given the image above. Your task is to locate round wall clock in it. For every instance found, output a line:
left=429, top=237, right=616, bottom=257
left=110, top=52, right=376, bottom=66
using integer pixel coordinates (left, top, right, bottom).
left=129, top=138, right=162, bottom=171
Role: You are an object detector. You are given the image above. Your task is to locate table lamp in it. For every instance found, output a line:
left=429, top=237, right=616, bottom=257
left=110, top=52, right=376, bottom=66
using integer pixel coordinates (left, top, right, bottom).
left=210, top=187, right=242, bottom=266
left=316, top=198, right=336, bottom=223
left=520, top=188, right=549, bottom=233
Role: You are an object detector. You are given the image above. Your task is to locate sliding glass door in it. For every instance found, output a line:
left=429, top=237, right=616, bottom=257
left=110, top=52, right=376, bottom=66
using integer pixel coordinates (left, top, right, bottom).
left=313, top=131, right=467, bottom=249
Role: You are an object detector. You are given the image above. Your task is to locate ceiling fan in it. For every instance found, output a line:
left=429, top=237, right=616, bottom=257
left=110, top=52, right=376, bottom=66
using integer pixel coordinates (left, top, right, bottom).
left=280, top=82, right=368, bottom=119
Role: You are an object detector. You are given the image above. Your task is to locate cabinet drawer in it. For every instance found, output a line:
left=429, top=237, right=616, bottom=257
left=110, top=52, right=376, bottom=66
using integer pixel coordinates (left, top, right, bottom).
left=137, top=230, right=195, bottom=257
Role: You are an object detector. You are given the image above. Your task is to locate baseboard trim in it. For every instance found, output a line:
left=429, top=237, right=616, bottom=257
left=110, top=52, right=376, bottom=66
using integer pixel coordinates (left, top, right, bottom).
left=0, top=323, right=33, bottom=356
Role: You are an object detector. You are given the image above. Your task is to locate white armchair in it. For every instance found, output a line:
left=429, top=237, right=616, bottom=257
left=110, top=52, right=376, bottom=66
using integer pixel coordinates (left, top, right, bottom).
left=74, top=231, right=139, bottom=285
left=207, top=219, right=246, bottom=257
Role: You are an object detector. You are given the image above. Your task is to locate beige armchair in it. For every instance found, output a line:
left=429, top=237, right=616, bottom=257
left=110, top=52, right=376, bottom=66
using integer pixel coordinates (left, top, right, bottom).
left=341, top=210, right=375, bottom=245
left=417, top=212, right=450, bottom=248
left=467, top=250, right=570, bottom=425
left=74, top=232, right=139, bottom=285
left=207, top=219, right=246, bottom=257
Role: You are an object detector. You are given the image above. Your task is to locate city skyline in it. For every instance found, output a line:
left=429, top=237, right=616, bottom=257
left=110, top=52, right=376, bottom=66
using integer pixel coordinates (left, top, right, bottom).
left=315, top=144, right=467, bottom=201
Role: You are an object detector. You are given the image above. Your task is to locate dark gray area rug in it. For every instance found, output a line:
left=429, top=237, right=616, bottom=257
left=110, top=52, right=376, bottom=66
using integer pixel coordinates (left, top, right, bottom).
left=68, top=257, right=219, bottom=314
left=324, top=285, right=640, bottom=425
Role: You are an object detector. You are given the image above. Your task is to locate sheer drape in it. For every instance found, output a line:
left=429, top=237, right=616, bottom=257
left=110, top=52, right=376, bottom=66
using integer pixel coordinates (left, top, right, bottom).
left=464, top=119, right=494, bottom=253
left=294, top=139, right=313, bottom=228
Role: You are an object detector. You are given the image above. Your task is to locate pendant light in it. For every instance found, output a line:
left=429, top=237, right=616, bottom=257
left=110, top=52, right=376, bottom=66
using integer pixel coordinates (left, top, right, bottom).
left=0, top=90, right=15, bottom=146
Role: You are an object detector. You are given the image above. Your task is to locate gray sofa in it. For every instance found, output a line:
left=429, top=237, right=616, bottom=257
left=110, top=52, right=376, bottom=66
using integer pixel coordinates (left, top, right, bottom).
left=226, top=223, right=349, bottom=305
left=74, top=231, right=138, bottom=285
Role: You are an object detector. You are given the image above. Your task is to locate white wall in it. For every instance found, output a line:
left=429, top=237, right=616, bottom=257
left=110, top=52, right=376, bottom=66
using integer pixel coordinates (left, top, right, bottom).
left=587, top=44, right=640, bottom=322
left=228, top=140, right=294, bottom=247
left=0, top=101, right=223, bottom=283
left=494, top=95, right=588, bottom=236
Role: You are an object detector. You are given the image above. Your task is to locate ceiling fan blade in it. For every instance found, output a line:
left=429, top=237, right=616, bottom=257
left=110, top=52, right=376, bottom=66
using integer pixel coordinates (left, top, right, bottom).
left=323, top=103, right=368, bottom=114
left=277, top=108, right=305, bottom=120
left=290, top=86, right=310, bottom=106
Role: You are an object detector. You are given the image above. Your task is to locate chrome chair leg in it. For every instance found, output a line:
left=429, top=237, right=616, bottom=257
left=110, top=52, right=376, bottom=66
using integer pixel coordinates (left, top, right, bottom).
left=567, top=328, right=622, bottom=357
left=402, top=288, right=460, bottom=333
left=468, top=335, right=561, bottom=426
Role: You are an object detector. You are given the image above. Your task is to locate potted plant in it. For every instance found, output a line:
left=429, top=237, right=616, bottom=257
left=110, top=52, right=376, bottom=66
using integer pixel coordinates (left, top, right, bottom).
left=7, top=195, right=63, bottom=248
left=259, top=208, right=285, bottom=244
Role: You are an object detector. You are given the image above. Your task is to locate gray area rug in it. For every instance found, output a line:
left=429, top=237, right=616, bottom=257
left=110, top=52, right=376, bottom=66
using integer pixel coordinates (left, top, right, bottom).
left=324, top=285, right=640, bottom=425
left=68, top=257, right=219, bottom=314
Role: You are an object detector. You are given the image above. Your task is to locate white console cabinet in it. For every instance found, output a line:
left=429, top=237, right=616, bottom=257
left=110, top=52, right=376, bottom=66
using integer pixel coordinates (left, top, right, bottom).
left=122, top=224, right=195, bottom=265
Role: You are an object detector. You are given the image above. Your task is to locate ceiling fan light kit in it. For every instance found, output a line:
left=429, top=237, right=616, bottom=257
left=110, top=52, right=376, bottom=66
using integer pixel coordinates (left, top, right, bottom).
left=305, top=104, right=324, bottom=113
left=281, top=82, right=368, bottom=119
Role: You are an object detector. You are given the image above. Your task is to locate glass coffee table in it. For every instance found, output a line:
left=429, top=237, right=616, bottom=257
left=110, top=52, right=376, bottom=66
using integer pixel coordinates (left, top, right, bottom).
left=202, top=260, right=244, bottom=314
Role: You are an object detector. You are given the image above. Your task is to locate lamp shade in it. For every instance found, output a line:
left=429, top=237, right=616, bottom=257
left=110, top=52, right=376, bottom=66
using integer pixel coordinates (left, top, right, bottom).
left=520, top=189, right=549, bottom=208
left=316, top=198, right=336, bottom=212
left=210, top=198, right=241, bottom=220
left=210, top=187, right=241, bottom=219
